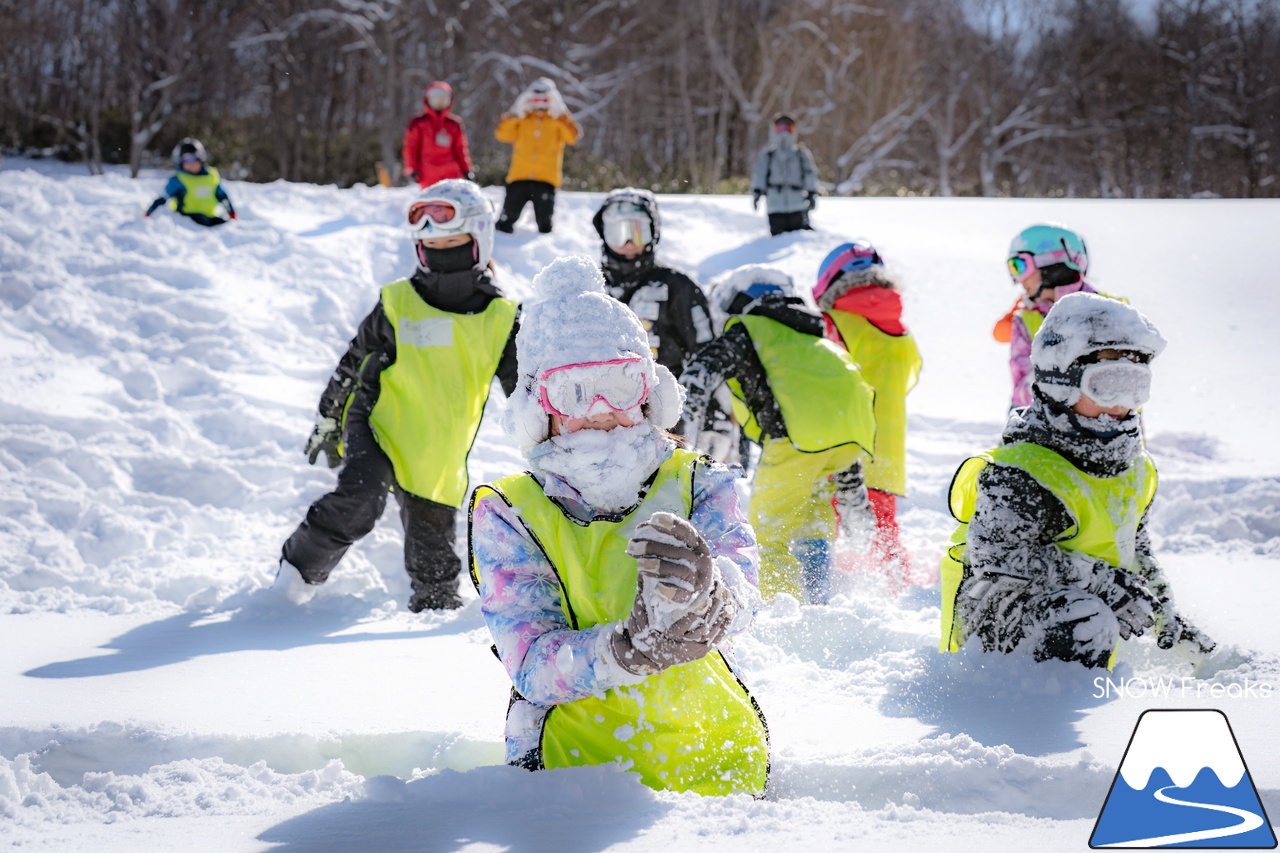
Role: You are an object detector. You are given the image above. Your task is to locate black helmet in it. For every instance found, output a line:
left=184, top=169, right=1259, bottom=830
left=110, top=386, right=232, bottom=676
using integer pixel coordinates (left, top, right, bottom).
left=171, top=138, right=207, bottom=165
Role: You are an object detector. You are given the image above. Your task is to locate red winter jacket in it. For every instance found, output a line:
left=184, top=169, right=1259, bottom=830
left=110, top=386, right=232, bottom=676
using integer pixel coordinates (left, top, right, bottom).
left=402, top=84, right=473, bottom=187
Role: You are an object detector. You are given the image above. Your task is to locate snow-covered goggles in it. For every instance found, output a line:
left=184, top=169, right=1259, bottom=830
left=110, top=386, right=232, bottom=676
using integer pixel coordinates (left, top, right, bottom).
left=1079, top=358, right=1152, bottom=409
left=537, top=358, right=650, bottom=419
left=603, top=215, right=652, bottom=248
left=721, top=282, right=786, bottom=314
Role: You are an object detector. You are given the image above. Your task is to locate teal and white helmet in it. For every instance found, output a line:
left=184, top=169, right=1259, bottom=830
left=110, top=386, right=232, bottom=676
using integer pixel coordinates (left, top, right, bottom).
left=1007, top=223, right=1089, bottom=282
left=405, top=179, right=495, bottom=270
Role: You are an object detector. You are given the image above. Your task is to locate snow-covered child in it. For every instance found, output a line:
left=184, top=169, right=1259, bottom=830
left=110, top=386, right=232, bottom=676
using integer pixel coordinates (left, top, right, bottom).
left=278, top=179, right=518, bottom=612
left=680, top=264, right=877, bottom=605
left=469, top=256, right=768, bottom=796
left=813, top=242, right=922, bottom=587
left=940, top=293, right=1214, bottom=668
left=144, top=138, right=236, bottom=227
left=993, top=223, right=1109, bottom=409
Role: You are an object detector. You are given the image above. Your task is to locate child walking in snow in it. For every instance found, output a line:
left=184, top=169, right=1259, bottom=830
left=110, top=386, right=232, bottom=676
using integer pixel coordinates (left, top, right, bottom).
left=469, top=256, right=769, bottom=796
left=940, top=293, right=1214, bottom=668
left=680, top=264, right=877, bottom=605
left=279, top=179, right=518, bottom=612
left=994, top=223, right=1111, bottom=409
left=814, top=242, right=922, bottom=588
left=494, top=78, right=580, bottom=234
left=144, top=138, right=236, bottom=227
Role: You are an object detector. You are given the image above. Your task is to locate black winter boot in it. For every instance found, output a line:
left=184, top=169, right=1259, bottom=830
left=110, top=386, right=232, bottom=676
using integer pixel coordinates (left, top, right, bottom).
left=408, top=579, right=462, bottom=612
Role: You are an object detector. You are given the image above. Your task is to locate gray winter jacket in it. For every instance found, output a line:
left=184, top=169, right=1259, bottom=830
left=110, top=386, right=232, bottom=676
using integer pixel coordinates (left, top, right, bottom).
left=750, top=131, right=818, bottom=215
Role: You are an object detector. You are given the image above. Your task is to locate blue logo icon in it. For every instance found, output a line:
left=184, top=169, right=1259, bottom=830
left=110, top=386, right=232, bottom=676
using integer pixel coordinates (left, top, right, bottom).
left=1091, top=709, right=1277, bottom=848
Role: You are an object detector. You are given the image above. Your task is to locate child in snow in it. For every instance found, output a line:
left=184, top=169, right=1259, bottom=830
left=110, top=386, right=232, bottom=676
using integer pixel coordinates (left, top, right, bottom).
left=402, top=81, right=474, bottom=188
left=279, top=179, right=519, bottom=612
left=494, top=78, right=580, bottom=234
left=469, top=256, right=769, bottom=796
left=591, top=187, right=730, bottom=455
left=144, top=138, right=236, bottom=226
left=813, top=242, right=922, bottom=587
left=679, top=264, right=877, bottom=604
left=940, top=293, right=1214, bottom=668
left=994, top=223, right=1111, bottom=409
left=749, top=114, right=819, bottom=236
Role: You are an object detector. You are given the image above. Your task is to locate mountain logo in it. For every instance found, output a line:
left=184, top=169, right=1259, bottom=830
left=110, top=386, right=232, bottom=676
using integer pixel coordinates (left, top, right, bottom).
left=1090, top=709, right=1277, bottom=848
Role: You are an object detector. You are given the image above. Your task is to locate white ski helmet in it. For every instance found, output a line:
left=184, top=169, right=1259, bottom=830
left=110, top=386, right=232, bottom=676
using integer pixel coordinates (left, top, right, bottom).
left=1032, top=292, right=1166, bottom=405
left=172, top=138, right=207, bottom=165
left=405, top=179, right=495, bottom=271
left=1007, top=222, right=1089, bottom=282
left=708, top=264, right=798, bottom=332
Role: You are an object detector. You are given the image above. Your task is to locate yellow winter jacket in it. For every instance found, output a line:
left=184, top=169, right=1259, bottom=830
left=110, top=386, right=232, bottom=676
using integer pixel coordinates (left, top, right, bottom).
left=495, top=111, right=580, bottom=187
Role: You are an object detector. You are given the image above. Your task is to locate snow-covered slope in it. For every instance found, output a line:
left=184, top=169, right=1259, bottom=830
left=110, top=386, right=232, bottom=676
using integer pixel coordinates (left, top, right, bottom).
left=2, top=159, right=1278, bottom=851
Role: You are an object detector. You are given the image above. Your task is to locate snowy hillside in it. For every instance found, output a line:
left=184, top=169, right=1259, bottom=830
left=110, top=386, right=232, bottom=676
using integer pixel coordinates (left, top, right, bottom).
left=2, top=159, right=1278, bottom=852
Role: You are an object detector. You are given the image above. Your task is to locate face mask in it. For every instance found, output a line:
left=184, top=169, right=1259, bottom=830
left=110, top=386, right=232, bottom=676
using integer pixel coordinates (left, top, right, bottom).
left=419, top=240, right=476, bottom=273
left=1079, top=360, right=1152, bottom=410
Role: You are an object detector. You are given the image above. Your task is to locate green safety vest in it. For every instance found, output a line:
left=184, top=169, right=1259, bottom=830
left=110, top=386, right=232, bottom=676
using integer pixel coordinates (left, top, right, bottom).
left=938, top=442, right=1158, bottom=653
left=725, top=314, right=876, bottom=455
left=826, top=310, right=922, bottom=496
left=171, top=168, right=222, bottom=217
left=368, top=280, right=516, bottom=507
left=470, top=449, right=770, bottom=796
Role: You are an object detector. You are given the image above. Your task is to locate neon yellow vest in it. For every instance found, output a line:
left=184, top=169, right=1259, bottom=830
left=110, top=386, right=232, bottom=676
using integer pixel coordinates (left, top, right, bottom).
left=171, top=168, right=222, bottom=217
left=368, top=280, right=516, bottom=507
left=939, top=442, right=1158, bottom=652
left=826, top=310, right=922, bottom=495
left=725, top=314, right=876, bottom=455
left=470, top=449, right=769, bottom=796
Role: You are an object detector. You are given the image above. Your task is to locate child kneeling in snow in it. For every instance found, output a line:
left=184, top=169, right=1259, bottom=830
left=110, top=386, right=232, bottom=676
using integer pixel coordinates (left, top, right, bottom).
left=940, top=293, right=1213, bottom=668
left=468, top=256, right=769, bottom=796
left=679, top=264, right=877, bottom=605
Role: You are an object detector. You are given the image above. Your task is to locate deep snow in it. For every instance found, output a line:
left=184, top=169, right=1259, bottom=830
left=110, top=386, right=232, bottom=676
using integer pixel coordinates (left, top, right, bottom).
left=2, top=157, right=1278, bottom=851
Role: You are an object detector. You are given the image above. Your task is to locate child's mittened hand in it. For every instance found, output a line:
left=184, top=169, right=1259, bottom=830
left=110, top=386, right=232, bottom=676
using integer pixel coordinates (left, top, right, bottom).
left=626, top=512, right=713, bottom=608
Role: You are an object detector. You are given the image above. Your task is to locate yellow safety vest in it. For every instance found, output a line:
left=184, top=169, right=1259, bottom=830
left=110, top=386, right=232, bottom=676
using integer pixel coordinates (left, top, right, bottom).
left=470, top=449, right=770, bottom=796
left=826, top=310, right=922, bottom=495
left=368, top=280, right=516, bottom=507
left=725, top=314, right=876, bottom=455
left=939, top=442, right=1158, bottom=653
left=171, top=168, right=222, bottom=217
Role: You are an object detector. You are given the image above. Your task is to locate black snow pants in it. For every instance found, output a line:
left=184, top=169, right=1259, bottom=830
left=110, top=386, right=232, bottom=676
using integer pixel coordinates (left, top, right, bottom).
left=496, top=180, right=556, bottom=233
left=281, top=406, right=462, bottom=611
left=768, top=210, right=812, bottom=236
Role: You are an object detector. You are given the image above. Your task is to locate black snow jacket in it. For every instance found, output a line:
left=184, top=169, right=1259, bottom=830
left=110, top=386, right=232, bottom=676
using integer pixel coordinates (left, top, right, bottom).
left=317, top=267, right=520, bottom=422
left=679, top=295, right=823, bottom=443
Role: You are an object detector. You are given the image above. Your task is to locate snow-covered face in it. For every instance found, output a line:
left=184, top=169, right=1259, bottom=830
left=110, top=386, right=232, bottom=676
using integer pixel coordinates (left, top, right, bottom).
left=550, top=409, right=639, bottom=435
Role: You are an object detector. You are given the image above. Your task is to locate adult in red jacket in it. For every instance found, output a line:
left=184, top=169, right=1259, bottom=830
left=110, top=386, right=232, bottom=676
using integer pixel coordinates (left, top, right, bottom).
left=402, top=82, right=474, bottom=188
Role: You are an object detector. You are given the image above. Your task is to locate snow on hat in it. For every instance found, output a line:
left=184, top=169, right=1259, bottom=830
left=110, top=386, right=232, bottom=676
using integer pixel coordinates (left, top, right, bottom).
left=1032, top=292, right=1167, bottom=404
left=502, top=256, right=685, bottom=452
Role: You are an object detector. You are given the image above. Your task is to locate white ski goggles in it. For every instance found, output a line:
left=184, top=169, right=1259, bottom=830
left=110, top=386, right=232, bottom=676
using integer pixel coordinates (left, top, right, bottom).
left=537, top=358, right=650, bottom=419
left=602, top=215, right=652, bottom=249
left=1080, top=359, right=1152, bottom=410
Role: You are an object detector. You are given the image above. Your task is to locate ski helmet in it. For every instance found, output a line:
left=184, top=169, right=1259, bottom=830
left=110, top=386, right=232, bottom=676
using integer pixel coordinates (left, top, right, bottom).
left=405, top=179, right=495, bottom=271
left=424, top=82, right=452, bottom=112
left=813, top=241, right=884, bottom=306
left=594, top=187, right=661, bottom=249
left=1007, top=223, right=1089, bottom=283
left=1031, top=292, right=1166, bottom=406
left=172, top=138, right=207, bottom=165
left=709, top=264, right=798, bottom=331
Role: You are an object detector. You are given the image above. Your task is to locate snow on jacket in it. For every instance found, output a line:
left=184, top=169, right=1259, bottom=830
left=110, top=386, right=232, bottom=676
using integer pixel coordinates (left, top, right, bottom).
left=750, top=130, right=818, bottom=215
left=1005, top=280, right=1098, bottom=408
left=602, top=264, right=714, bottom=377
left=495, top=111, right=580, bottom=187
left=317, top=267, right=520, bottom=422
left=402, top=94, right=473, bottom=187
left=470, top=451, right=760, bottom=764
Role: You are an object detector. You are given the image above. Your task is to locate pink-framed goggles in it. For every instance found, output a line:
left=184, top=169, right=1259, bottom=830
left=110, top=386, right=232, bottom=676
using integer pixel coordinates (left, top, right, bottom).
left=537, top=358, right=650, bottom=419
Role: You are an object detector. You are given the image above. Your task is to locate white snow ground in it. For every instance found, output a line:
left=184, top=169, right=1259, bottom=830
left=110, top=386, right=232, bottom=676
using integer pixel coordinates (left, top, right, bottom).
left=2, top=157, right=1278, bottom=852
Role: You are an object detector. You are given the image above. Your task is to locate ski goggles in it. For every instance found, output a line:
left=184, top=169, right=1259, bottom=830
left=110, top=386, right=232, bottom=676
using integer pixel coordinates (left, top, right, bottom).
left=1007, top=248, right=1079, bottom=280
left=426, top=87, right=450, bottom=109
left=408, top=200, right=458, bottom=227
left=602, top=215, right=652, bottom=248
left=774, top=120, right=796, bottom=132
left=537, top=358, right=650, bottom=419
left=1079, top=358, right=1152, bottom=409
left=179, top=153, right=203, bottom=164
left=720, top=281, right=786, bottom=314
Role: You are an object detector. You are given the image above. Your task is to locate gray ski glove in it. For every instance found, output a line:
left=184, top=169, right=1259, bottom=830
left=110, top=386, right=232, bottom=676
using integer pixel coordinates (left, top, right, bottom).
left=1156, top=609, right=1216, bottom=655
left=608, top=581, right=735, bottom=676
left=831, top=463, right=875, bottom=550
left=305, top=416, right=342, bottom=468
left=1087, top=565, right=1157, bottom=639
left=805, top=190, right=817, bottom=211
left=625, top=512, right=715, bottom=614
left=752, top=191, right=762, bottom=211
